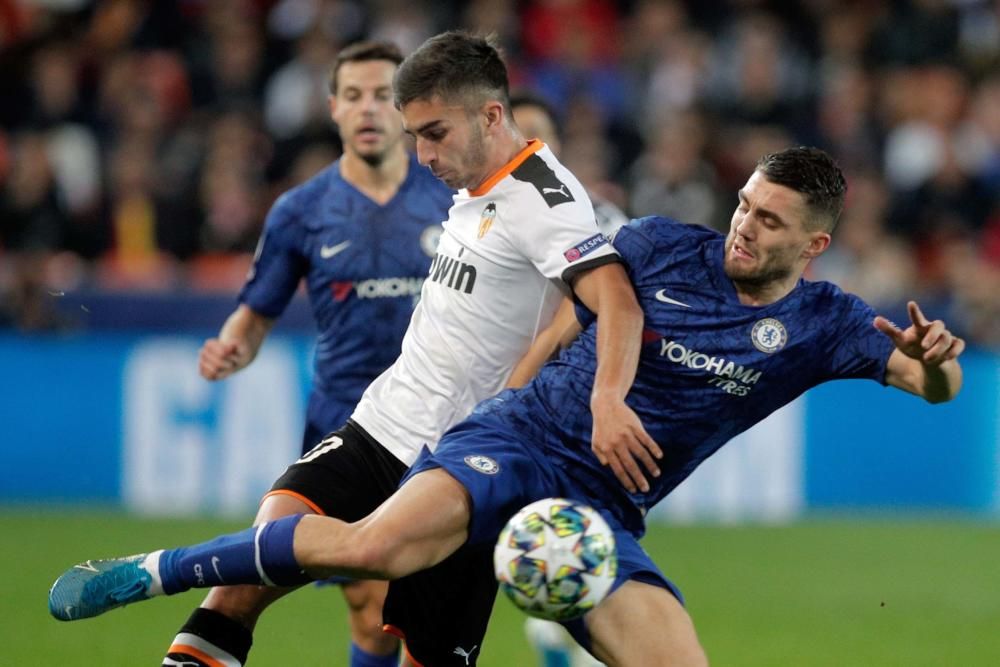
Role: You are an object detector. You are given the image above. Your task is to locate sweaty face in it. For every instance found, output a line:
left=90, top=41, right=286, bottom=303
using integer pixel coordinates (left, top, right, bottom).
left=331, top=60, right=404, bottom=165
left=723, top=170, right=826, bottom=291
left=401, top=96, right=489, bottom=190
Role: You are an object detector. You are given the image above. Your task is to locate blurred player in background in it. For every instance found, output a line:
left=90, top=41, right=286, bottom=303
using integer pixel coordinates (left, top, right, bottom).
left=511, top=91, right=628, bottom=240
left=511, top=90, right=621, bottom=667
left=50, top=147, right=965, bottom=666
left=68, top=30, right=645, bottom=667
left=192, top=40, right=453, bottom=667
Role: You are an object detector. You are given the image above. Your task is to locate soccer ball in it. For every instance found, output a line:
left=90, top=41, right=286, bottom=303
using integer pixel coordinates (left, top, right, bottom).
left=493, top=497, right=617, bottom=621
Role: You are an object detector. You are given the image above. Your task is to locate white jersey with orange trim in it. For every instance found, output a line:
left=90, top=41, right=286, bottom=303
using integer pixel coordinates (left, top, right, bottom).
left=351, top=140, right=619, bottom=465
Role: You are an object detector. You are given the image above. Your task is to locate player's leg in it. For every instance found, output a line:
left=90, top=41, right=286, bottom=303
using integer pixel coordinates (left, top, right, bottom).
left=48, top=467, right=474, bottom=616
left=341, top=580, right=399, bottom=665
left=554, top=526, right=707, bottom=667
left=526, top=620, right=608, bottom=666
left=584, top=580, right=707, bottom=667
left=167, top=424, right=409, bottom=666
left=377, top=413, right=567, bottom=665
left=303, top=411, right=401, bottom=667
left=294, top=467, right=473, bottom=579
left=525, top=618, right=578, bottom=667
left=162, top=492, right=312, bottom=667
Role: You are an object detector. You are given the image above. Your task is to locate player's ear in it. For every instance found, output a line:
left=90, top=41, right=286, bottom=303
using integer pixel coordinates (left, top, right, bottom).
left=482, top=100, right=504, bottom=131
left=328, top=94, right=338, bottom=119
left=802, top=231, right=831, bottom=259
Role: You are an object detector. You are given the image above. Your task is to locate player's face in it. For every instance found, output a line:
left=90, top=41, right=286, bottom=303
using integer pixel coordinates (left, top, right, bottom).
left=401, top=96, right=489, bottom=190
left=723, top=170, right=830, bottom=288
left=330, top=60, right=404, bottom=165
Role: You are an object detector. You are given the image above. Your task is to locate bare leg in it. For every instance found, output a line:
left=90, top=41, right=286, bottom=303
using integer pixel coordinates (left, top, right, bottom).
left=585, top=581, right=708, bottom=667
left=294, top=468, right=473, bottom=580
left=341, top=580, right=399, bottom=656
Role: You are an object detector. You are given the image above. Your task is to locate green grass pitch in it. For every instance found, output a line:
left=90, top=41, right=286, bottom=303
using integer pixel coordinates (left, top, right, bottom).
left=4, top=509, right=998, bottom=665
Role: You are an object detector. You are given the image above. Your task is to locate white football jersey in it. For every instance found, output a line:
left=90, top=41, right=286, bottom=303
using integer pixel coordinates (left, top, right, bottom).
left=351, top=141, right=619, bottom=465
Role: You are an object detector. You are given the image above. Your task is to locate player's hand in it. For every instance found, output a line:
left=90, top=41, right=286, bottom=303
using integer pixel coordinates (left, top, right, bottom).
left=198, top=338, right=249, bottom=380
left=874, top=301, right=964, bottom=367
left=590, top=399, right=662, bottom=494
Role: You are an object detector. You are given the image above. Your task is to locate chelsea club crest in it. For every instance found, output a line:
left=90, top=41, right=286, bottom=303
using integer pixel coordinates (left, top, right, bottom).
left=464, top=454, right=500, bottom=475
left=420, top=225, right=443, bottom=257
left=751, top=317, right=787, bottom=353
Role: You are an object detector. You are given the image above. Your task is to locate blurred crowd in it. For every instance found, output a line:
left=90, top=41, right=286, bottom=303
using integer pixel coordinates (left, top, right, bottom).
left=0, top=0, right=998, bottom=344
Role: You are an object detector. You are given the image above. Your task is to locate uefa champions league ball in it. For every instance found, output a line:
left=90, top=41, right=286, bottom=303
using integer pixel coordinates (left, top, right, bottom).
left=493, top=497, right=617, bottom=621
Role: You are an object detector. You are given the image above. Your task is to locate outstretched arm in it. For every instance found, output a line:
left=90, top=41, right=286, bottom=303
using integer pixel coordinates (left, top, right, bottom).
left=572, top=262, right=662, bottom=493
left=876, top=301, right=964, bottom=404
left=199, top=304, right=275, bottom=380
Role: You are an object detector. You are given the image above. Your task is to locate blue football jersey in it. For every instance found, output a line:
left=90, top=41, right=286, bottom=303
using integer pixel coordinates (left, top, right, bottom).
left=240, top=155, right=453, bottom=441
left=497, top=216, right=896, bottom=534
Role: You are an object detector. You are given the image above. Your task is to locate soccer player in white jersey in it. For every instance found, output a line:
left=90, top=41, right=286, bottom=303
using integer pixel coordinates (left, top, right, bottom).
left=47, top=31, right=659, bottom=667
left=192, top=41, right=452, bottom=667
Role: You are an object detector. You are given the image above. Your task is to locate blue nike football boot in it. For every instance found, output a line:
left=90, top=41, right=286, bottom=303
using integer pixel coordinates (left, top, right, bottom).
left=49, top=554, right=153, bottom=621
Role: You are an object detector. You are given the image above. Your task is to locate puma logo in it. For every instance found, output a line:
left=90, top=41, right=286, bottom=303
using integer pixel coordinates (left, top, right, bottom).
left=453, top=645, right=478, bottom=665
left=542, top=184, right=569, bottom=197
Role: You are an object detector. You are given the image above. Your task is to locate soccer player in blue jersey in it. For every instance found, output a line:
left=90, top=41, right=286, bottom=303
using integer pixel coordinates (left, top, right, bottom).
left=55, top=32, right=652, bottom=667
left=51, top=147, right=965, bottom=664
left=191, top=40, right=452, bottom=667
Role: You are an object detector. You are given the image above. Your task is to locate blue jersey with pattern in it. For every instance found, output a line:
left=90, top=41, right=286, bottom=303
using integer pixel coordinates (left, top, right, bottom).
left=488, top=216, right=896, bottom=534
left=240, top=155, right=453, bottom=438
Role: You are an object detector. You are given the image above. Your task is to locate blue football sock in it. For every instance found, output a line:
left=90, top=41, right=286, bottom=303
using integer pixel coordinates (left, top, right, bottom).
left=349, top=642, right=399, bottom=667
left=538, top=649, right=572, bottom=667
left=158, top=515, right=312, bottom=594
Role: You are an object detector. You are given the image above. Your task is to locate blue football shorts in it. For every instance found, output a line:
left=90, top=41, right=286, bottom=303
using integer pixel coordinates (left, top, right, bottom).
left=383, top=413, right=683, bottom=664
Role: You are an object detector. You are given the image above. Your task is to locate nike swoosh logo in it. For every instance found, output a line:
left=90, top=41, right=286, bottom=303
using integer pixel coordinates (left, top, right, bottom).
left=320, top=240, right=351, bottom=259
left=654, top=289, right=691, bottom=308
left=211, top=556, right=224, bottom=583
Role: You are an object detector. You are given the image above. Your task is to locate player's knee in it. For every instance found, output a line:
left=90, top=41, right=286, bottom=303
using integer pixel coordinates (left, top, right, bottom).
left=341, top=580, right=388, bottom=613
left=256, top=492, right=316, bottom=525
left=343, top=584, right=398, bottom=655
left=588, top=581, right=707, bottom=667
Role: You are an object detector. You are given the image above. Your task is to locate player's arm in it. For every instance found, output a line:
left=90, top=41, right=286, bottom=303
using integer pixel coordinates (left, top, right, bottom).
left=572, top=262, right=662, bottom=494
left=876, top=301, right=964, bottom=403
left=199, top=304, right=276, bottom=381
left=506, top=297, right=583, bottom=389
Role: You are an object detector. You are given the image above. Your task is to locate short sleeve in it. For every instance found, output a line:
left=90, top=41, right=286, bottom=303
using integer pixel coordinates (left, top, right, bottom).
left=239, top=193, right=308, bottom=318
left=610, top=219, right=659, bottom=280
left=824, top=292, right=896, bottom=384
left=510, top=191, right=621, bottom=284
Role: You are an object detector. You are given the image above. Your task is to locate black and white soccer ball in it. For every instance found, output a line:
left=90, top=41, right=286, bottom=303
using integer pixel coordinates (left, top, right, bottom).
left=493, top=497, right=617, bottom=621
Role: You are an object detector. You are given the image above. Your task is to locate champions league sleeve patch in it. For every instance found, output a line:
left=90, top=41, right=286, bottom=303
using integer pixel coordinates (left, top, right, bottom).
left=563, top=233, right=609, bottom=262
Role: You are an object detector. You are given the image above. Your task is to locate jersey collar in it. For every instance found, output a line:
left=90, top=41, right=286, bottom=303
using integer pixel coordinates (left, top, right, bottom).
left=468, top=139, right=543, bottom=197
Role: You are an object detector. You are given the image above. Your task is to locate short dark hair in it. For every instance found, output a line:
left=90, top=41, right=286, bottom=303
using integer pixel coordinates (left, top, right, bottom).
left=756, top=147, right=847, bottom=232
left=328, top=41, right=404, bottom=95
left=393, top=31, right=509, bottom=111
